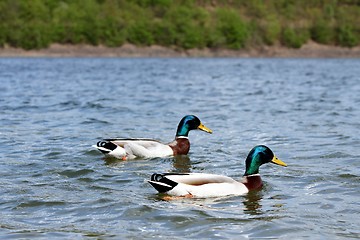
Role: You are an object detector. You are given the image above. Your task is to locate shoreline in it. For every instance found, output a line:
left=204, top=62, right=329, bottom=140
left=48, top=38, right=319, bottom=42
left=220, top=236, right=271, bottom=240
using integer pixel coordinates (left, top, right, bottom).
left=1, top=42, right=360, bottom=58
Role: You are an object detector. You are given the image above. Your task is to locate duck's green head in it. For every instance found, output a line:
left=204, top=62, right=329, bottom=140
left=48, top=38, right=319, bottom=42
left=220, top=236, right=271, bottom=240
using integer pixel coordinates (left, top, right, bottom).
left=176, top=115, right=212, bottom=137
left=244, top=145, right=287, bottom=176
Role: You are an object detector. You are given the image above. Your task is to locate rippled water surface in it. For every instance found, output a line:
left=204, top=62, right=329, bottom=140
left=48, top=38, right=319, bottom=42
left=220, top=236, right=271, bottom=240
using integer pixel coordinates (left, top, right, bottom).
left=1, top=58, right=359, bottom=239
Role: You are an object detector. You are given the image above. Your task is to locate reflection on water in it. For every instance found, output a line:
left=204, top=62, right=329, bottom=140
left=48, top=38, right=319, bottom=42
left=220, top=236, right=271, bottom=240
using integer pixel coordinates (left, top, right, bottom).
left=243, top=190, right=264, bottom=215
left=103, top=156, right=126, bottom=166
left=172, top=155, right=191, bottom=173
left=103, top=155, right=192, bottom=173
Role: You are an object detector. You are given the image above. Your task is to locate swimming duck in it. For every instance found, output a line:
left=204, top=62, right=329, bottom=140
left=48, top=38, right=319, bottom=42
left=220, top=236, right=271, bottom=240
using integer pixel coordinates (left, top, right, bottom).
left=148, top=145, right=287, bottom=198
left=93, top=115, right=212, bottom=160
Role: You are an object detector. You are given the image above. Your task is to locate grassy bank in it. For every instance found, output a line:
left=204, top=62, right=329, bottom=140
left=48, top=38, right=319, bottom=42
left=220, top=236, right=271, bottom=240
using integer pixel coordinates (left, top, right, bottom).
left=0, top=0, right=359, bottom=50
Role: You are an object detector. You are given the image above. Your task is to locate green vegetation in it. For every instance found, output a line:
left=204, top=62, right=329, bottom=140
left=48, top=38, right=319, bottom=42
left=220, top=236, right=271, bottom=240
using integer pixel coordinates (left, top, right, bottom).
left=0, top=0, right=359, bottom=50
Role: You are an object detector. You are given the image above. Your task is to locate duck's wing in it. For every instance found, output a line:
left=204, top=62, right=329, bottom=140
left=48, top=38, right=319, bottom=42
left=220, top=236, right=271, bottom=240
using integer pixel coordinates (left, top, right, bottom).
left=104, top=138, right=162, bottom=148
left=97, top=138, right=173, bottom=159
left=148, top=173, right=248, bottom=198
left=161, top=173, right=238, bottom=185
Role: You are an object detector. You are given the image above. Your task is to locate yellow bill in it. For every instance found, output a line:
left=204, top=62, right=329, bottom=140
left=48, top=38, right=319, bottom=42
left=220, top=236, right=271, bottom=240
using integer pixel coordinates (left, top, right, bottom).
left=271, top=155, right=287, bottom=167
left=198, top=123, right=213, bottom=134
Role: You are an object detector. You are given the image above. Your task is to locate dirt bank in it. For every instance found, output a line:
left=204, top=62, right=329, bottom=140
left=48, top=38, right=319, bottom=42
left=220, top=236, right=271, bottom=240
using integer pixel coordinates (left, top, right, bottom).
left=1, top=42, right=360, bottom=58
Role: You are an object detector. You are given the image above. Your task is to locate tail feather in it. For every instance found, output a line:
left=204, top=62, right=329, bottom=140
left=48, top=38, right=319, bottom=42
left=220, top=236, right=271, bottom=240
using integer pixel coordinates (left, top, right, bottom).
left=148, top=181, right=173, bottom=193
left=96, top=141, right=118, bottom=151
left=148, top=173, right=178, bottom=193
left=93, top=141, right=127, bottom=159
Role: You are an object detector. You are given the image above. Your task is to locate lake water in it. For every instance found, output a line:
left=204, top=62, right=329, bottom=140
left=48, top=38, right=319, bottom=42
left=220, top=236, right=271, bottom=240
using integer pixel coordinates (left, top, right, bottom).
left=0, top=57, right=359, bottom=239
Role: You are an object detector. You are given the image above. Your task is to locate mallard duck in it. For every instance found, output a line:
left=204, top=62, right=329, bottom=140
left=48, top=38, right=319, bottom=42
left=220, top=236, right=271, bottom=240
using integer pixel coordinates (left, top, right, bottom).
left=148, top=145, right=287, bottom=198
left=93, top=115, right=212, bottom=160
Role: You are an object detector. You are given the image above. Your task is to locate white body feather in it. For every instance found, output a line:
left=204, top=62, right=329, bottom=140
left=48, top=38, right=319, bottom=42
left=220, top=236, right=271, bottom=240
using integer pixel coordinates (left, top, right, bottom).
left=149, top=173, right=249, bottom=198
left=94, top=139, right=173, bottom=159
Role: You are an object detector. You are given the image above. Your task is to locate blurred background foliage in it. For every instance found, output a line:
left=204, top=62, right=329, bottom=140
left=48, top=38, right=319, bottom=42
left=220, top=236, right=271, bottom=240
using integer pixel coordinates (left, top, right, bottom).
left=0, top=0, right=359, bottom=50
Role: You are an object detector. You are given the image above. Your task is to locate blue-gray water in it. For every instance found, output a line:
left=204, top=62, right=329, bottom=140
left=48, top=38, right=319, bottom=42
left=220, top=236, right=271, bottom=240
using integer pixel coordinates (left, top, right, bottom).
left=1, top=58, right=359, bottom=239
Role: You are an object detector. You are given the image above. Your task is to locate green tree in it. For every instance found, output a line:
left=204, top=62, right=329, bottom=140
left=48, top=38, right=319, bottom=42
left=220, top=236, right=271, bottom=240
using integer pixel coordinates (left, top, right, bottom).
left=337, top=25, right=358, bottom=47
left=282, top=27, right=309, bottom=49
left=215, top=8, right=249, bottom=49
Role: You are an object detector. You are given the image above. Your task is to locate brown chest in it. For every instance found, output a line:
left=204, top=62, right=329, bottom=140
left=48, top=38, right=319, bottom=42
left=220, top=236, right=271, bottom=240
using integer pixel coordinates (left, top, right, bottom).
left=168, top=138, right=190, bottom=155
left=242, top=175, right=263, bottom=191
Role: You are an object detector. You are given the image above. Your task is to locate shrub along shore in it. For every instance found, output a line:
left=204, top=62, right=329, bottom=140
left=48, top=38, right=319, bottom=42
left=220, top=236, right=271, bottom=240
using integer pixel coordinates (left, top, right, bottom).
left=0, top=0, right=359, bottom=56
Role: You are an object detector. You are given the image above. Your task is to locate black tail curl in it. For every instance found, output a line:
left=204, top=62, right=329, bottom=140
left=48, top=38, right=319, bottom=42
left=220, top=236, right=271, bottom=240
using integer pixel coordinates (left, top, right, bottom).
left=97, top=141, right=117, bottom=151
left=151, top=173, right=165, bottom=182
left=149, top=173, right=179, bottom=193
